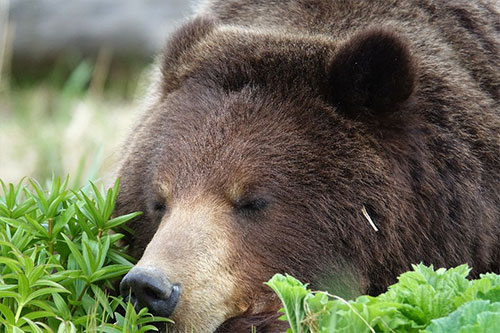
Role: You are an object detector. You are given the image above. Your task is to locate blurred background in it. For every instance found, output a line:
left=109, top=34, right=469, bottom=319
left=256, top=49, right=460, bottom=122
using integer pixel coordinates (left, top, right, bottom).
left=0, top=0, right=192, bottom=187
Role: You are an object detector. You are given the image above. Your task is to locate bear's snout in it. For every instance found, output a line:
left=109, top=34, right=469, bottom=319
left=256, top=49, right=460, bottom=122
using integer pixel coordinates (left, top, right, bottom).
left=120, top=266, right=181, bottom=317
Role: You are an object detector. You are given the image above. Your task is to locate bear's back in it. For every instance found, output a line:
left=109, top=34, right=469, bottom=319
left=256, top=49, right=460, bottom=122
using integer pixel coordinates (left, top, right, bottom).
left=198, top=0, right=500, bottom=102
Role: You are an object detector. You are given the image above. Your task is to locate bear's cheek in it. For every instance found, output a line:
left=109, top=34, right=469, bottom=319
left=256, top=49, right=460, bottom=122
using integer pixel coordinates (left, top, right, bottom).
left=135, top=197, right=251, bottom=331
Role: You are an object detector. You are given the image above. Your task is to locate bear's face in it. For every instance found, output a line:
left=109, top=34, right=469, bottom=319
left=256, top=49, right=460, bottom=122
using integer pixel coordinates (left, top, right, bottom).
left=118, top=85, right=346, bottom=331
left=116, top=18, right=416, bottom=332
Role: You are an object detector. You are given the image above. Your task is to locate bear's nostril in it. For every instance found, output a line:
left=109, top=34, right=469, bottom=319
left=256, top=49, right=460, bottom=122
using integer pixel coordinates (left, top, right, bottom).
left=120, top=266, right=181, bottom=317
left=144, top=286, right=158, bottom=299
left=124, top=291, right=137, bottom=305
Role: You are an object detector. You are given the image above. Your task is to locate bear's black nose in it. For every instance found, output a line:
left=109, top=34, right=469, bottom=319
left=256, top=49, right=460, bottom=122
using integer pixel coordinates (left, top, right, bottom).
left=120, top=266, right=180, bottom=317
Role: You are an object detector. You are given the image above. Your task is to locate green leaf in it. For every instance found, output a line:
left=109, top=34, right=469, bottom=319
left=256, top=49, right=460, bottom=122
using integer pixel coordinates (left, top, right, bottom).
left=107, top=249, right=135, bottom=266
left=90, top=264, right=131, bottom=283
left=21, top=317, right=45, bottom=333
left=0, top=284, right=17, bottom=291
left=25, top=287, right=70, bottom=305
left=28, top=179, right=49, bottom=215
left=102, top=180, right=120, bottom=222
left=46, top=194, right=66, bottom=219
left=266, top=274, right=310, bottom=333
left=51, top=292, right=72, bottom=320
left=57, top=320, right=77, bottom=333
left=0, top=256, right=23, bottom=274
left=95, top=235, right=111, bottom=271
left=22, top=311, right=57, bottom=321
left=11, top=198, right=37, bottom=219
left=52, top=205, right=76, bottom=236
left=0, top=217, right=41, bottom=237
left=426, top=300, right=500, bottom=333
left=17, top=271, right=30, bottom=300
left=73, top=205, right=94, bottom=237
left=80, top=191, right=103, bottom=228
left=25, top=215, right=50, bottom=238
left=0, top=291, right=20, bottom=300
left=81, top=232, right=97, bottom=273
left=0, top=204, right=10, bottom=218
left=0, top=303, right=16, bottom=324
left=90, top=284, right=114, bottom=318
left=89, top=182, right=105, bottom=212
left=106, top=212, right=142, bottom=230
left=61, top=234, right=90, bottom=276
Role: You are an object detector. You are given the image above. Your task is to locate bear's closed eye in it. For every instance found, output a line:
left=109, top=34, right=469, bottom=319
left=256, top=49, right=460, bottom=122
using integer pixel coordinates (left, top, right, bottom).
left=234, top=198, right=268, bottom=214
left=151, top=201, right=167, bottom=215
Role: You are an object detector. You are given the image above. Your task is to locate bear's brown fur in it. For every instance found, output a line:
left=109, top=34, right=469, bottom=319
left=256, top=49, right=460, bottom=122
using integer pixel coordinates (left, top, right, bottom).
left=116, top=0, right=500, bottom=332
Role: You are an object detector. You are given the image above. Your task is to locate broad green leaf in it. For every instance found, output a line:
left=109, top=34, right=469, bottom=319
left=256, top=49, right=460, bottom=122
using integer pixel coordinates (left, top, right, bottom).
left=426, top=300, right=500, bottom=333
left=266, top=274, right=310, bottom=333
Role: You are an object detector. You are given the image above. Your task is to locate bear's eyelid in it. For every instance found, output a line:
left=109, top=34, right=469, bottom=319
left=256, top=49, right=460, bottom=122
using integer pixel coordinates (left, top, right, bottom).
left=234, top=198, right=268, bottom=212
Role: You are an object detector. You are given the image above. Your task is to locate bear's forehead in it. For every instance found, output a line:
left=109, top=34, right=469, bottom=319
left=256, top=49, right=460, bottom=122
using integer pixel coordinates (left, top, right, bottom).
left=147, top=86, right=336, bottom=197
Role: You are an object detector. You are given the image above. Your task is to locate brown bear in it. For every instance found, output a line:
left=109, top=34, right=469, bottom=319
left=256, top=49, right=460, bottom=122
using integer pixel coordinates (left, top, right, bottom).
left=116, top=0, right=500, bottom=332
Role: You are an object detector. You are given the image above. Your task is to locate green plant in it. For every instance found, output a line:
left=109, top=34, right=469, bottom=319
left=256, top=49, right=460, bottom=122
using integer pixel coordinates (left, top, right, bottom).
left=267, top=264, right=500, bottom=333
left=0, top=177, right=171, bottom=332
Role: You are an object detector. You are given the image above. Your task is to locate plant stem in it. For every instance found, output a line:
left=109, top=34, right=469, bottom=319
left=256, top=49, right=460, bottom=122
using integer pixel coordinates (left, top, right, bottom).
left=70, top=283, right=90, bottom=315
left=48, top=218, right=54, bottom=254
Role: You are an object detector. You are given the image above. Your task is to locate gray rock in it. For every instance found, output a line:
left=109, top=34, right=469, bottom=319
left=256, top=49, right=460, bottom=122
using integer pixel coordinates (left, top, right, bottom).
left=4, top=0, right=193, bottom=61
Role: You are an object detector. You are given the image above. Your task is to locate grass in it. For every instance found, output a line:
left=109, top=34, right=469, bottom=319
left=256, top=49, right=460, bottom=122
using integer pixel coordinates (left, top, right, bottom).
left=0, top=54, right=150, bottom=187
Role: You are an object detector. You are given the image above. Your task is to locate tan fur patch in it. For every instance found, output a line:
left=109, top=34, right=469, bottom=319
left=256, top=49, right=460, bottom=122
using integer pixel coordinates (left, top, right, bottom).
left=136, top=195, right=248, bottom=332
left=227, top=182, right=244, bottom=203
left=158, top=182, right=171, bottom=199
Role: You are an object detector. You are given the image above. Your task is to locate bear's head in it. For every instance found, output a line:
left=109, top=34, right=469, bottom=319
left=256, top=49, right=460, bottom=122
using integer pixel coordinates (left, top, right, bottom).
left=116, top=18, right=417, bottom=332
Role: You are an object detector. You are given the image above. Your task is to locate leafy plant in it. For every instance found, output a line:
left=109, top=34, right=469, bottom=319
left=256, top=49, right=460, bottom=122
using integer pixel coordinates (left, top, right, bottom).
left=267, top=264, right=500, bottom=333
left=0, top=177, right=171, bottom=332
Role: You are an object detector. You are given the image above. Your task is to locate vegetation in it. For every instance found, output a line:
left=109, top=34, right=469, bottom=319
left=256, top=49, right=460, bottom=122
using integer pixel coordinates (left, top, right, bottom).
left=3, top=177, right=500, bottom=332
left=267, top=264, right=500, bottom=332
left=0, top=177, right=170, bottom=332
left=0, top=57, right=148, bottom=186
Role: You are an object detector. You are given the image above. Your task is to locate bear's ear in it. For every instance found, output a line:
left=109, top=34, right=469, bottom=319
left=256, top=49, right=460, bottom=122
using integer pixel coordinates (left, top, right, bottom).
left=329, top=29, right=416, bottom=117
left=160, top=17, right=217, bottom=95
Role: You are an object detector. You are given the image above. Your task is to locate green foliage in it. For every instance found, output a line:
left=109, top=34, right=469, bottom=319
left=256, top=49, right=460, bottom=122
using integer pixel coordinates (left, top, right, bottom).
left=425, top=300, right=500, bottom=333
left=267, top=264, right=500, bottom=333
left=0, top=177, right=171, bottom=332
